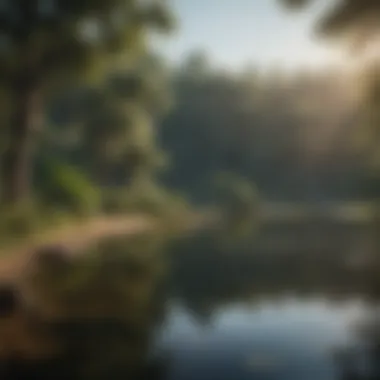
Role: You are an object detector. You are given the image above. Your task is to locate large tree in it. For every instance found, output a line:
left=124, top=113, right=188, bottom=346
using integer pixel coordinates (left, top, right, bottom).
left=279, top=0, right=380, bottom=157
left=0, top=0, right=173, bottom=204
left=46, top=52, right=171, bottom=186
left=280, top=0, right=380, bottom=43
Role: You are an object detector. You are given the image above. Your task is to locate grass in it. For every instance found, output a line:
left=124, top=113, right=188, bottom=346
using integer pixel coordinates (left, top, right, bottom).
left=0, top=205, right=92, bottom=254
left=0, top=188, right=194, bottom=254
left=0, top=200, right=212, bottom=285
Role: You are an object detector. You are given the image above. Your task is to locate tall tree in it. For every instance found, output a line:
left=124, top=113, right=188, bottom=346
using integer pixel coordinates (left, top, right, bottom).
left=0, top=0, right=173, bottom=204
left=47, top=53, right=171, bottom=188
left=280, top=0, right=380, bottom=43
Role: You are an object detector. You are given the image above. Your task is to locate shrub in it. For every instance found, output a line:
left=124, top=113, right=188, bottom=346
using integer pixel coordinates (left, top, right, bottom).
left=36, top=159, right=100, bottom=215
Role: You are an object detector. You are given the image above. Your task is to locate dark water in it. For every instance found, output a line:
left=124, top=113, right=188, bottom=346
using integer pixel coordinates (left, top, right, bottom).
left=147, top=229, right=380, bottom=380
left=3, top=228, right=380, bottom=380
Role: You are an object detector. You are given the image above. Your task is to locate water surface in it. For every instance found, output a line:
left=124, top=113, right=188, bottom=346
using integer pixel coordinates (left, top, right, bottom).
left=154, top=297, right=370, bottom=380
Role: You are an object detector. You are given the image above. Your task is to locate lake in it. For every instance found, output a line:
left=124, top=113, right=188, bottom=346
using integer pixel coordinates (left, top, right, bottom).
left=145, top=230, right=380, bottom=380
left=150, top=297, right=374, bottom=380
left=3, top=228, right=380, bottom=380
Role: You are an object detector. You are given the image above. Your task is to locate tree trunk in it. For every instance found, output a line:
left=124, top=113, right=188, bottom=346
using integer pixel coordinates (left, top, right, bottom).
left=1, top=75, right=42, bottom=204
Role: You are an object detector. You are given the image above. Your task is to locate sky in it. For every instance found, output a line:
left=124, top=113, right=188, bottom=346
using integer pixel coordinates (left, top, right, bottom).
left=156, top=0, right=346, bottom=71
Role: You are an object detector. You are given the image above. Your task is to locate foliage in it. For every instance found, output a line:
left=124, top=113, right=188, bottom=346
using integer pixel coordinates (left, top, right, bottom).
left=0, top=200, right=42, bottom=241
left=45, top=52, right=171, bottom=193
left=0, top=200, right=75, bottom=249
left=281, top=0, right=380, bottom=202
left=35, top=157, right=101, bottom=215
left=102, top=180, right=189, bottom=220
left=280, top=0, right=311, bottom=8
left=0, top=0, right=175, bottom=86
left=0, top=0, right=174, bottom=204
left=280, top=0, right=380, bottom=46
left=213, top=172, right=260, bottom=240
left=316, top=0, right=380, bottom=40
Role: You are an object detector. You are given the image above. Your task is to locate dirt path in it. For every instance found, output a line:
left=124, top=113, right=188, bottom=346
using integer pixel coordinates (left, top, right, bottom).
left=0, top=210, right=218, bottom=284
left=0, top=214, right=157, bottom=284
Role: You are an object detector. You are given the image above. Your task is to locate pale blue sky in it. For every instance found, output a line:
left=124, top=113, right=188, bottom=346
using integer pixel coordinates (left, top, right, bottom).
left=157, top=0, right=345, bottom=70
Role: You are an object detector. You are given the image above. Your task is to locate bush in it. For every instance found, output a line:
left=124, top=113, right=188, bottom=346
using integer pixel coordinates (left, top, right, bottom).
left=102, top=183, right=189, bottom=219
left=213, top=172, right=260, bottom=238
left=36, top=158, right=101, bottom=215
left=0, top=200, right=42, bottom=240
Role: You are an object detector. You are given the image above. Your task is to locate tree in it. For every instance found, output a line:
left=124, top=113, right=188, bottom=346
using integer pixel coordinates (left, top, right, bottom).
left=280, top=0, right=380, bottom=44
left=0, top=0, right=174, bottom=204
left=281, top=0, right=380, bottom=251
left=179, top=50, right=212, bottom=81
left=278, top=0, right=380, bottom=159
left=214, top=172, right=260, bottom=240
left=160, top=57, right=359, bottom=202
left=46, top=52, right=171, bottom=187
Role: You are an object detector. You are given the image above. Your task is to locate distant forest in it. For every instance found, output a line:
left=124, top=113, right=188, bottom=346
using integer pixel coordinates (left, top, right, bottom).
left=159, top=52, right=373, bottom=203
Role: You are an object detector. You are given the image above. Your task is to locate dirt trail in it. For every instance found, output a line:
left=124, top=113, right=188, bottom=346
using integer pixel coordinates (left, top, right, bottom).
left=0, top=210, right=218, bottom=284
left=0, top=214, right=156, bottom=284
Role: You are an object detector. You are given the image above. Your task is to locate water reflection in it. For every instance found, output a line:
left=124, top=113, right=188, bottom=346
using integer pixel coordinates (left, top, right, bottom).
left=160, top=231, right=380, bottom=380
left=334, top=309, right=380, bottom=380
left=1, top=227, right=380, bottom=379
left=159, top=300, right=363, bottom=380
left=167, top=232, right=380, bottom=322
left=0, top=239, right=171, bottom=380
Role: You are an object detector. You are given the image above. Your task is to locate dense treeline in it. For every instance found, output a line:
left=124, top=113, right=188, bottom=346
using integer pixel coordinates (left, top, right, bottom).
left=159, top=53, right=372, bottom=203
left=24, top=53, right=379, bottom=213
